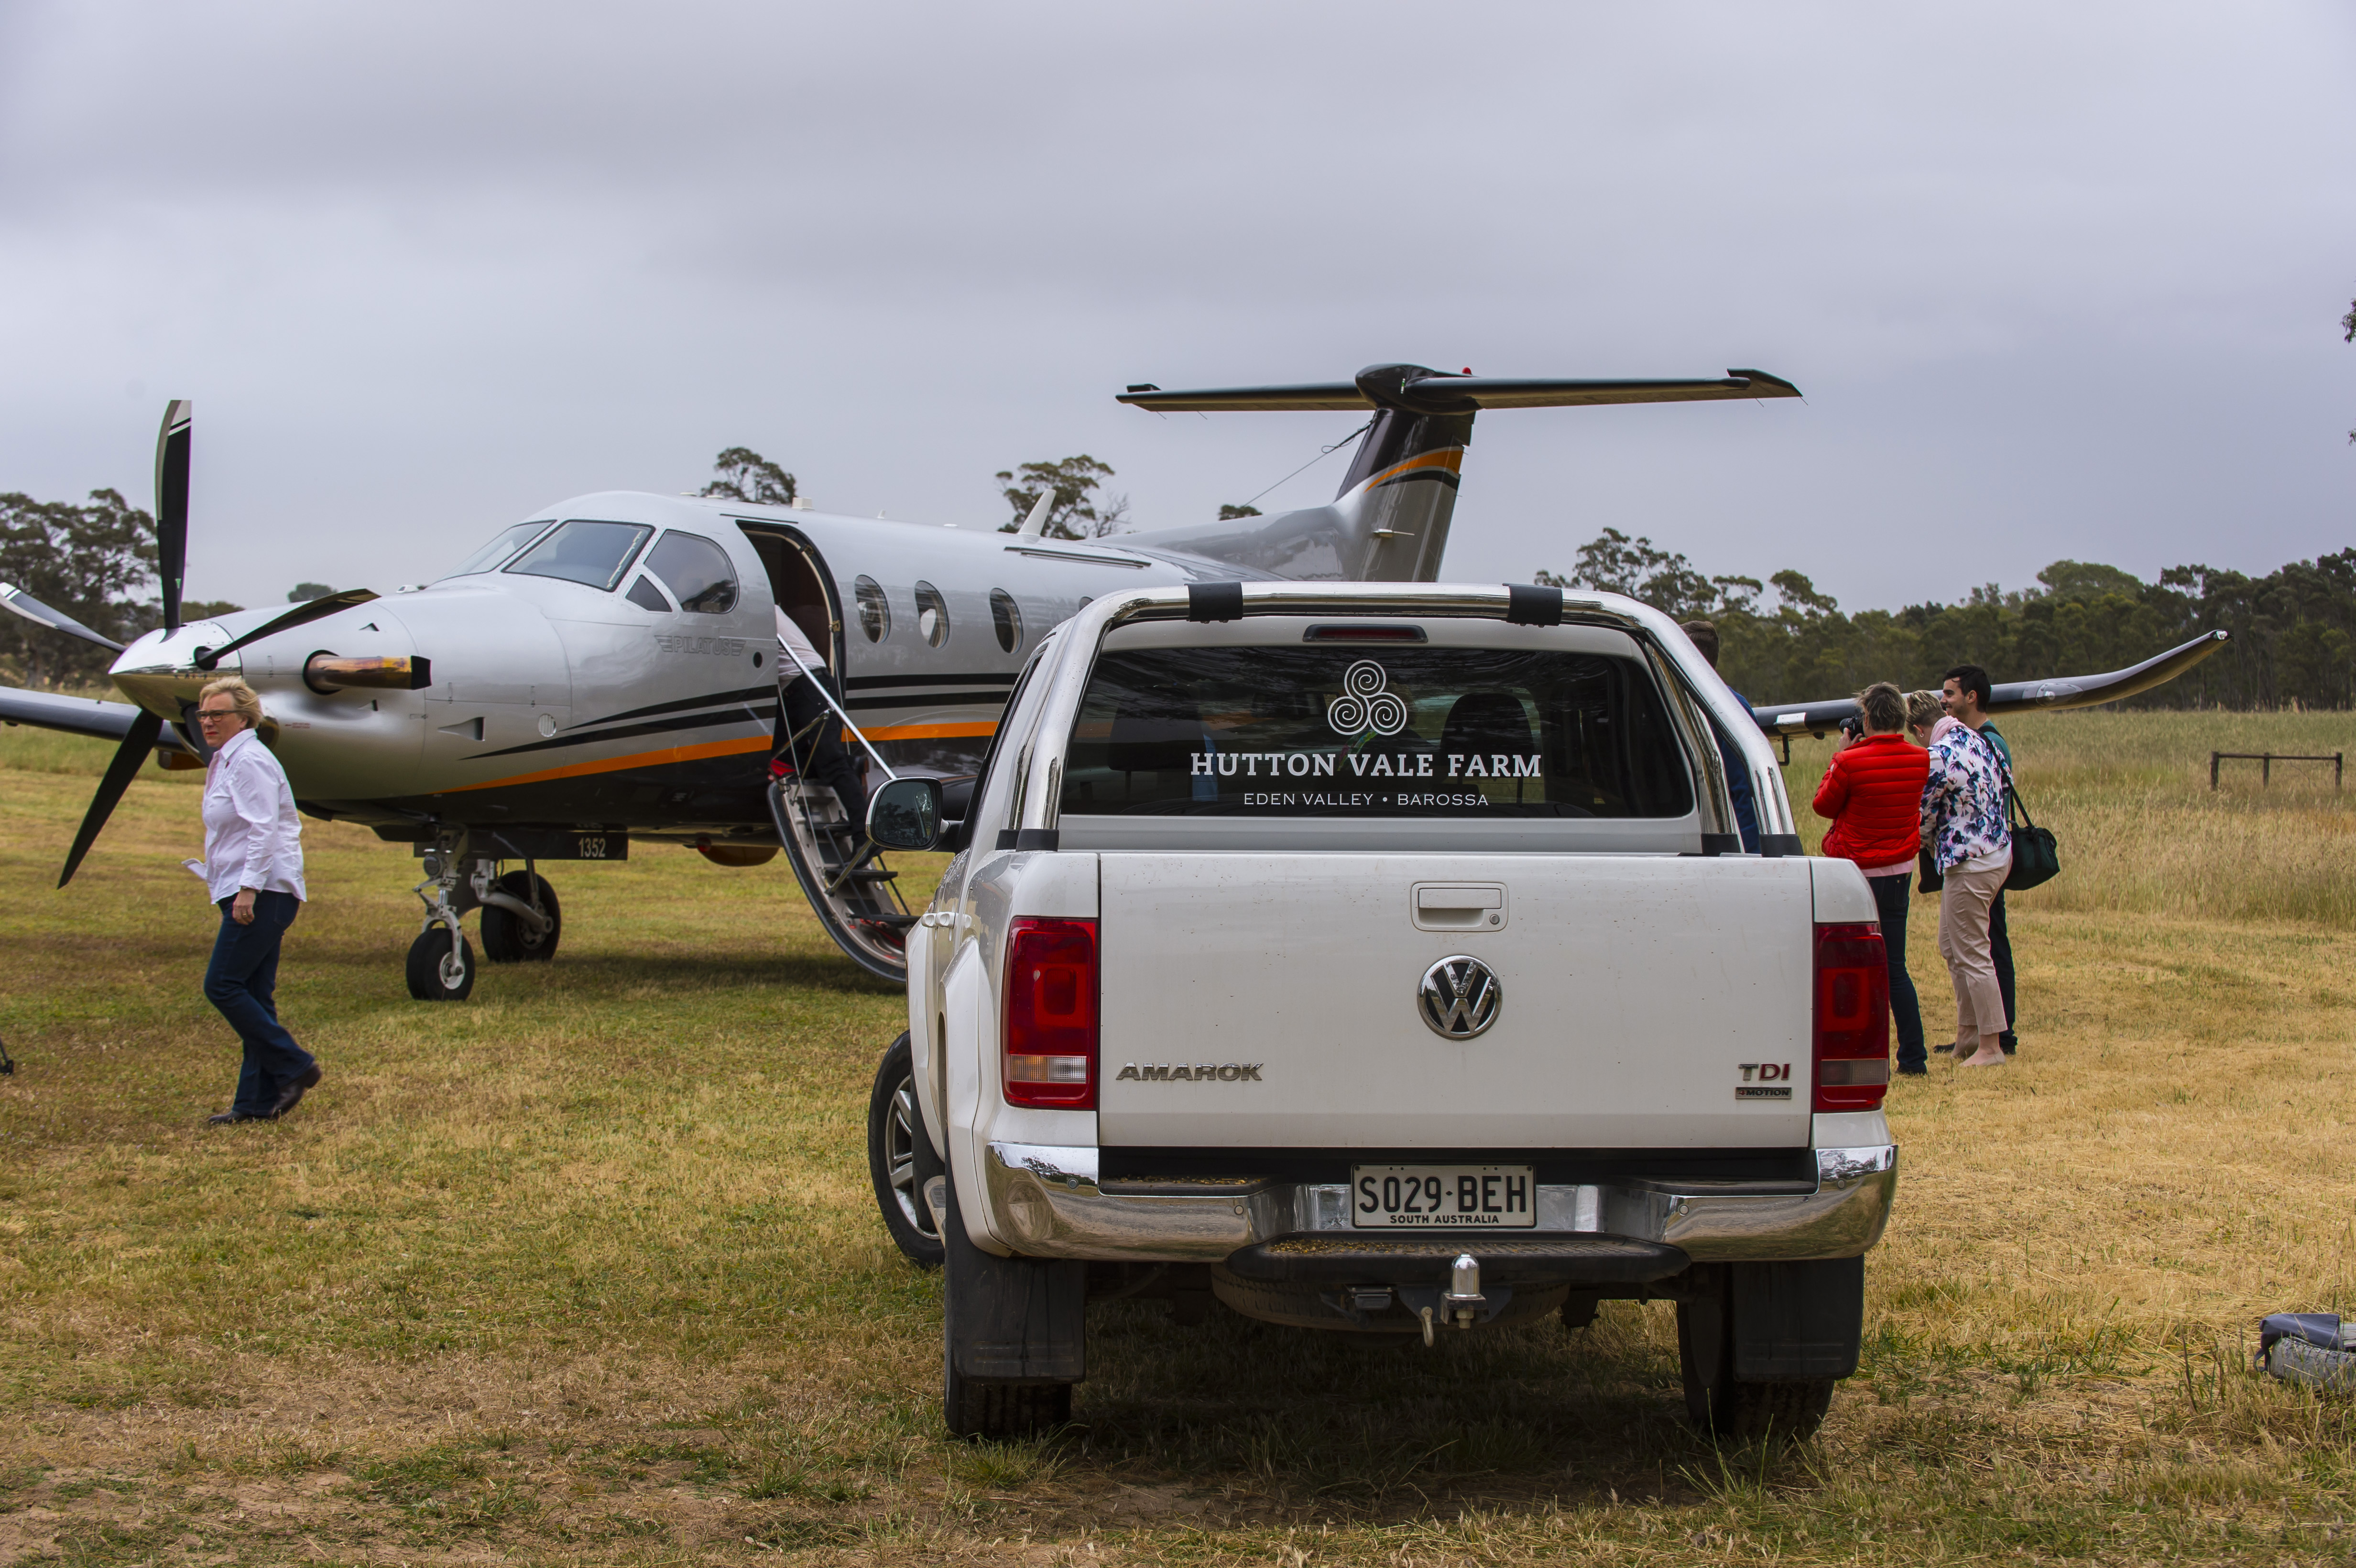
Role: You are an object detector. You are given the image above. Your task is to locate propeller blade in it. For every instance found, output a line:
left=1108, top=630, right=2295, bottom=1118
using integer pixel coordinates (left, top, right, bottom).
left=154, top=401, right=191, bottom=635
left=58, top=708, right=165, bottom=889
left=0, top=581, right=125, bottom=652
left=192, top=588, right=380, bottom=670
left=175, top=699, right=215, bottom=763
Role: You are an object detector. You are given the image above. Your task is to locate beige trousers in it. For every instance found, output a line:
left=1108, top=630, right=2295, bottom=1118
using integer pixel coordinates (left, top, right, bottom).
left=1937, top=861, right=2011, bottom=1056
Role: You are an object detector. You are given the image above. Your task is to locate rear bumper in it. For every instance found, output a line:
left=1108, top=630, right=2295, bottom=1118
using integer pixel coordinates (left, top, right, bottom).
left=978, top=1141, right=1898, bottom=1266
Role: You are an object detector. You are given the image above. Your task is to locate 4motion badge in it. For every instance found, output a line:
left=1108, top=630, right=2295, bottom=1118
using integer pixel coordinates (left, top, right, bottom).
left=1418, top=955, right=1501, bottom=1040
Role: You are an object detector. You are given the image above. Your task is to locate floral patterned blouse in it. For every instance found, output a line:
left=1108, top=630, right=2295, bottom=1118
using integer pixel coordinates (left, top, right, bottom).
left=1921, top=725, right=2012, bottom=872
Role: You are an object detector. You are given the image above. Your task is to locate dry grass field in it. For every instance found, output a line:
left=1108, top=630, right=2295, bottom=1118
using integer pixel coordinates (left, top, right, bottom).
left=2, top=707, right=2354, bottom=1566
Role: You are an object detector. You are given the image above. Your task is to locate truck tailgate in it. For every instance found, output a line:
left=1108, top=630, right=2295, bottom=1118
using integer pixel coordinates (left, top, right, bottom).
left=1097, top=853, right=1815, bottom=1150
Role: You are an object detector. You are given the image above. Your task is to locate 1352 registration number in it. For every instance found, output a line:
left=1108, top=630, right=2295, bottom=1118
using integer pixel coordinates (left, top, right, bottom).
left=1350, top=1165, right=1536, bottom=1229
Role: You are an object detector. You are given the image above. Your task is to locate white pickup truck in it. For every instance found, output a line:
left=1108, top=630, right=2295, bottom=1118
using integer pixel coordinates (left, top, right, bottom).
left=860, top=581, right=1898, bottom=1442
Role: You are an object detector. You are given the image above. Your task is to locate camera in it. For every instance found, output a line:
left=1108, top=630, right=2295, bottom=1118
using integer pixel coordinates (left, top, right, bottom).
left=1839, top=715, right=1863, bottom=740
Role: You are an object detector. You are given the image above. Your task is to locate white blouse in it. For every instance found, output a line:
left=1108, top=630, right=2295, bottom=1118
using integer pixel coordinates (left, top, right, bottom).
left=198, top=729, right=307, bottom=903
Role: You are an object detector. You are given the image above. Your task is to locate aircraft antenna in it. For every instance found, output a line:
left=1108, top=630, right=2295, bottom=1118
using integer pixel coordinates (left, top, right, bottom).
left=1237, top=419, right=1373, bottom=511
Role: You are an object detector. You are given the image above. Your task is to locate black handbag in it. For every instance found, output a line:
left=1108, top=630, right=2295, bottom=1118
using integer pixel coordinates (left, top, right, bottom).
left=2004, top=784, right=2060, bottom=891
left=1916, top=848, right=1943, bottom=895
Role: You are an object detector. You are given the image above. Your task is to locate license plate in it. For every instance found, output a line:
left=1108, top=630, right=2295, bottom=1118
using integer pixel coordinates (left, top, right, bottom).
left=1349, top=1165, right=1537, bottom=1229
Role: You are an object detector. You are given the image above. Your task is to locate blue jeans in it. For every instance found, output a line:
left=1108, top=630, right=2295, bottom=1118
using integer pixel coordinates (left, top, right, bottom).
left=1868, top=872, right=1927, bottom=1070
left=205, top=891, right=315, bottom=1116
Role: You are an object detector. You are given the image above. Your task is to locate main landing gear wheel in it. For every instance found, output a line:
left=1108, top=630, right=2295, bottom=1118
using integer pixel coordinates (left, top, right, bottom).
left=406, top=926, right=476, bottom=1002
left=480, top=871, right=561, bottom=963
left=868, top=1032, right=944, bottom=1269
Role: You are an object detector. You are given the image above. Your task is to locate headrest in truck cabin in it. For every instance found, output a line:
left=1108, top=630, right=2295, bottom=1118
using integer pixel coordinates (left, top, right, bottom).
left=1441, top=692, right=1535, bottom=759
left=1104, top=705, right=1205, bottom=774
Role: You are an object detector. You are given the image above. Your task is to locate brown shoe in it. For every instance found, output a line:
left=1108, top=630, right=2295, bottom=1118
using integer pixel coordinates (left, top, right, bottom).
left=272, top=1064, right=324, bottom=1118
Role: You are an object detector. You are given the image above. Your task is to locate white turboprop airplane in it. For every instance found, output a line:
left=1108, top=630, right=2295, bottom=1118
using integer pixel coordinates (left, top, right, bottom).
left=0, top=368, right=2225, bottom=995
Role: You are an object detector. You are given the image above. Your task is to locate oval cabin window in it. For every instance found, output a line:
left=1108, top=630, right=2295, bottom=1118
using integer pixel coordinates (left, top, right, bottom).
left=914, top=581, right=950, bottom=648
left=854, top=576, right=890, bottom=642
left=989, top=589, right=1023, bottom=653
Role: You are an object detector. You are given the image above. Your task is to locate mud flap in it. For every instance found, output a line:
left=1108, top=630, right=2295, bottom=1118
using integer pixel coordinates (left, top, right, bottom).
left=943, top=1179, right=1086, bottom=1383
left=1730, top=1258, right=1863, bottom=1381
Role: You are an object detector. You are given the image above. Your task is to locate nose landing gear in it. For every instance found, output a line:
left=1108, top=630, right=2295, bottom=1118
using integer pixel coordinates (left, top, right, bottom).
left=406, top=830, right=563, bottom=1001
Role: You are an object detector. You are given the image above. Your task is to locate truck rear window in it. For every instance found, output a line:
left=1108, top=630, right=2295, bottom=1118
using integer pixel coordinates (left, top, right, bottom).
left=1060, top=647, right=1693, bottom=818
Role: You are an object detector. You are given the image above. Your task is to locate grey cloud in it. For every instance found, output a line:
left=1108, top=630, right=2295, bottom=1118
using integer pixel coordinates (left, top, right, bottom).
left=0, top=1, right=2349, bottom=611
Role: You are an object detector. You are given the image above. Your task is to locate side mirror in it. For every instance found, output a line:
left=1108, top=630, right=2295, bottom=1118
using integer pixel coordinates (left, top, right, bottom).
left=866, top=776, right=943, bottom=850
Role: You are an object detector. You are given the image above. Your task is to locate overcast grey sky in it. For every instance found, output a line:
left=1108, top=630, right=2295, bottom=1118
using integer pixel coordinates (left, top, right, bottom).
left=1, top=2, right=2349, bottom=612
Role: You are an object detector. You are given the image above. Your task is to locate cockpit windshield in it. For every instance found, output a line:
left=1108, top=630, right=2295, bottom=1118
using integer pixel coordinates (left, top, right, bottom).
left=504, top=520, right=656, bottom=592
left=443, top=520, right=555, bottom=580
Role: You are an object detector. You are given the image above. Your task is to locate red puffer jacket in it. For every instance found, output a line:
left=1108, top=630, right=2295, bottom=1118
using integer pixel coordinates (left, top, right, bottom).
left=1812, top=733, right=1927, bottom=869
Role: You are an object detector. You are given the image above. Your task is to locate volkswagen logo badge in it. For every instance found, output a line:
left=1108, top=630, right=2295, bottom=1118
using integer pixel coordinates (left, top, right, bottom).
left=1418, top=955, right=1502, bottom=1040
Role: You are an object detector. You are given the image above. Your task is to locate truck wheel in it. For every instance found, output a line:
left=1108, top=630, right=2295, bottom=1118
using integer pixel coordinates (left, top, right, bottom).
left=867, top=1032, right=944, bottom=1268
left=939, top=1178, right=1083, bottom=1438
left=1677, top=1285, right=1836, bottom=1443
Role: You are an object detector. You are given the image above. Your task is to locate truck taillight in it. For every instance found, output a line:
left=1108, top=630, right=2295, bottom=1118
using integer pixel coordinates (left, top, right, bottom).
left=1003, top=917, right=1098, bottom=1109
left=1812, top=922, right=1891, bottom=1112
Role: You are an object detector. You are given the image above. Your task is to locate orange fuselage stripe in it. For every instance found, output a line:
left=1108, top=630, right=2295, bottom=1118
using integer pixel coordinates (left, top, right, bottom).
left=441, top=735, right=770, bottom=794
left=862, top=720, right=1000, bottom=740
left=437, top=720, right=999, bottom=795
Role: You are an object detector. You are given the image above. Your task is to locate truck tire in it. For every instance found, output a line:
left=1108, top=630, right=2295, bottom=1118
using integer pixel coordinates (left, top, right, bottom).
left=867, top=1032, right=944, bottom=1269
left=939, top=1179, right=1083, bottom=1439
left=1677, top=1259, right=1859, bottom=1443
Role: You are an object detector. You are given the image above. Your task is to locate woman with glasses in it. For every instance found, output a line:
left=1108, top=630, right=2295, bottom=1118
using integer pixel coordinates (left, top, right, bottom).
left=192, top=677, right=322, bottom=1123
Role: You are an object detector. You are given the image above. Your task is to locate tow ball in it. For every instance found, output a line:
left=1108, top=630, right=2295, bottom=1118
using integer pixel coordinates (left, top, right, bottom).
left=1416, top=1254, right=1488, bottom=1346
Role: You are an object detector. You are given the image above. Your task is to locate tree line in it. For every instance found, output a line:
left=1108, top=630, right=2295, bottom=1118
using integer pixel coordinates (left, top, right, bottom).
left=1537, top=528, right=2356, bottom=709
left=0, top=490, right=245, bottom=688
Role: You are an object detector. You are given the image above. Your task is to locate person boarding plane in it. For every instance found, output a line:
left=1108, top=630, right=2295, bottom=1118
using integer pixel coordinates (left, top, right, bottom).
left=0, top=370, right=2226, bottom=993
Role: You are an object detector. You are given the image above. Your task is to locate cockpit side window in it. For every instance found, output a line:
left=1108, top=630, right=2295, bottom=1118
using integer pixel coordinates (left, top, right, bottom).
left=644, top=531, right=740, bottom=614
left=444, top=520, right=556, bottom=579
left=505, top=520, right=655, bottom=591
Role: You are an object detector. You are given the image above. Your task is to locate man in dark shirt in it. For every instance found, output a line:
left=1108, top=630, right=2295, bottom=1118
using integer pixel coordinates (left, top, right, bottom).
left=1681, top=620, right=1759, bottom=853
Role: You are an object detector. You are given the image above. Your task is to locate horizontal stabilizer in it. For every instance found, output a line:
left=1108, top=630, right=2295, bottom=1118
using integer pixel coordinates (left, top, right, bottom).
left=1119, top=367, right=1801, bottom=414
left=1120, top=382, right=1381, bottom=412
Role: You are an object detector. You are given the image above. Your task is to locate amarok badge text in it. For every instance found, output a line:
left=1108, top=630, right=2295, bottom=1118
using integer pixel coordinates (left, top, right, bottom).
left=1114, top=1063, right=1264, bottom=1083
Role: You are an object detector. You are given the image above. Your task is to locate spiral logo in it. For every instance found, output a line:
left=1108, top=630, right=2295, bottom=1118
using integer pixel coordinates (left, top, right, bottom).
left=1328, top=660, right=1408, bottom=737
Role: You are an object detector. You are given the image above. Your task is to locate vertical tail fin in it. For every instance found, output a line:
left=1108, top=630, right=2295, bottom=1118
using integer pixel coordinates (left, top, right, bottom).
left=1326, top=365, right=1474, bottom=580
